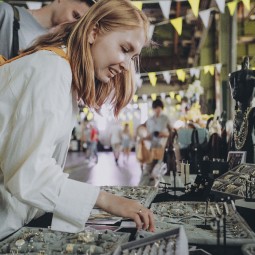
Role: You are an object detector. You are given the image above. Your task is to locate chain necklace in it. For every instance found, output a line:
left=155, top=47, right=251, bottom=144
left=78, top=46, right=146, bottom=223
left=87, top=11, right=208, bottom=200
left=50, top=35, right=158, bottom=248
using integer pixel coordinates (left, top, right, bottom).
left=233, top=106, right=252, bottom=150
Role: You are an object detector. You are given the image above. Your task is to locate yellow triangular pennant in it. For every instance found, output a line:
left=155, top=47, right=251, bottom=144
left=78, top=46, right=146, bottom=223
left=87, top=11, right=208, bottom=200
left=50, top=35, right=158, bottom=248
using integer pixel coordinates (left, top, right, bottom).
left=148, top=72, right=157, bottom=86
left=131, top=1, right=143, bottom=10
left=204, top=65, right=215, bottom=75
left=176, top=94, right=182, bottom=103
left=176, top=69, right=186, bottom=82
left=227, top=1, right=238, bottom=16
left=169, top=92, right=175, bottom=99
left=151, top=93, right=157, bottom=101
left=188, top=0, right=200, bottom=17
left=133, top=94, right=138, bottom=103
left=242, top=0, right=250, bottom=10
left=170, top=17, right=183, bottom=35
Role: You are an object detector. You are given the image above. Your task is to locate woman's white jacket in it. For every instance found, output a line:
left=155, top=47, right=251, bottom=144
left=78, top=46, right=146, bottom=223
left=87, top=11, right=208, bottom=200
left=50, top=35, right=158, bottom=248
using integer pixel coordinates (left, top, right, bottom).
left=0, top=50, right=99, bottom=239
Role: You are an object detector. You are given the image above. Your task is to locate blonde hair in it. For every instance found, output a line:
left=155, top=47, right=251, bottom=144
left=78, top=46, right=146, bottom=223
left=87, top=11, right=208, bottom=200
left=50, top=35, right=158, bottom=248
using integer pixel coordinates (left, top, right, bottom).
left=23, top=0, right=150, bottom=116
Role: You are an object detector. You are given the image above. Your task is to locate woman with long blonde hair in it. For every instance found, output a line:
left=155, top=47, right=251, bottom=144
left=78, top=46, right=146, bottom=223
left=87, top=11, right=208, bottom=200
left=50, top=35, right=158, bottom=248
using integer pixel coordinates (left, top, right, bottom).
left=0, top=0, right=154, bottom=240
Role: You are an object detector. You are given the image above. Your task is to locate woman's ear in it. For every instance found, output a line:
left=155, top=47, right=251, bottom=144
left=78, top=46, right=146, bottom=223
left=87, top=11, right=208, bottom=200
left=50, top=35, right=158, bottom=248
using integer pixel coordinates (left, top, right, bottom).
left=88, top=24, right=99, bottom=44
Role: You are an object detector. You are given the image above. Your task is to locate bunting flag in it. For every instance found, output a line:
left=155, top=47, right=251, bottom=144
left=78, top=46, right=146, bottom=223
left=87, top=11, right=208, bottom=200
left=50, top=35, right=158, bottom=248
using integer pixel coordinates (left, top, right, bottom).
left=87, top=112, right=94, bottom=121
left=176, top=94, right=182, bottom=102
left=26, top=1, right=42, bottom=9
left=160, top=92, right=166, bottom=99
left=215, top=63, right=222, bottom=74
left=151, top=93, right=157, bottom=100
left=148, top=25, right=155, bottom=40
left=190, top=67, right=200, bottom=78
left=83, top=107, right=89, bottom=114
left=148, top=72, right=157, bottom=86
left=170, top=17, right=183, bottom=35
left=162, top=71, right=171, bottom=84
left=135, top=74, right=143, bottom=88
left=169, top=92, right=175, bottom=99
left=131, top=1, right=143, bottom=10
left=204, top=65, right=215, bottom=75
left=227, top=1, right=238, bottom=16
left=133, top=94, right=138, bottom=103
left=176, top=69, right=186, bottom=82
left=199, top=9, right=211, bottom=28
left=242, top=0, right=250, bottom=11
left=159, top=0, right=172, bottom=19
left=215, top=0, right=225, bottom=13
left=188, top=0, right=200, bottom=17
left=142, top=94, right=148, bottom=101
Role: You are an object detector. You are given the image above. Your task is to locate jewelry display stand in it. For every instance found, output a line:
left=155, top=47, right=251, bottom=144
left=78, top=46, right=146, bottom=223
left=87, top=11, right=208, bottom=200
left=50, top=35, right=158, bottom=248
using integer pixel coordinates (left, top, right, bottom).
left=212, top=164, right=255, bottom=200
left=113, top=226, right=189, bottom=255
left=242, top=243, right=255, bottom=255
left=0, top=227, right=130, bottom=254
left=150, top=201, right=255, bottom=245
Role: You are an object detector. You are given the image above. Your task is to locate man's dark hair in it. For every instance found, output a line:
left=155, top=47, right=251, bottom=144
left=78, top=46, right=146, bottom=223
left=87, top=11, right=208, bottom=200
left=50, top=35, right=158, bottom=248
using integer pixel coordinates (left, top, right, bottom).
left=152, top=99, right=164, bottom=109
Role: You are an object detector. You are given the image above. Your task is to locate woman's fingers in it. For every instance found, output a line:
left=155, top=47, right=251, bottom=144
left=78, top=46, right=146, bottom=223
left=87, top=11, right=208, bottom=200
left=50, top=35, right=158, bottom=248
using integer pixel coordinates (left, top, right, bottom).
left=133, top=207, right=155, bottom=231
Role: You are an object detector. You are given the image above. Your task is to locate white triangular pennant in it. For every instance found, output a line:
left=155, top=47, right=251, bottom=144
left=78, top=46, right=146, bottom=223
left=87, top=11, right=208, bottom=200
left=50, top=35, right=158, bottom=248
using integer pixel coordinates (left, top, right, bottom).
left=190, top=68, right=200, bottom=78
left=199, top=9, right=211, bottom=28
left=159, top=0, right=172, bottom=19
left=148, top=25, right=155, bottom=40
left=135, top=74, right=143, bottom=88
left=215, top=0, right=225, bottom=13
left=194, top=68, right=200, bottom=78
left=162, top=71, right=171, bottom=84
left=215, top=63, right=222, bottom=73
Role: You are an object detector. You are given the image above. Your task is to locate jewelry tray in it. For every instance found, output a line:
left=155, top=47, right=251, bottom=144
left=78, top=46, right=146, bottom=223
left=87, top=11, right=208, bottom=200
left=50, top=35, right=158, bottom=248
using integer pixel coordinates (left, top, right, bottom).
left=211, top=164, right=255, bottom=199
left=242, top=243, right=255, bottom=255
left=0, top=227, right=130, bottom=255
left=113, top=226, right=189, bottom=255
left=150, top=201, right=255, bottom=246
left=101, top=186, right=158, bottom=208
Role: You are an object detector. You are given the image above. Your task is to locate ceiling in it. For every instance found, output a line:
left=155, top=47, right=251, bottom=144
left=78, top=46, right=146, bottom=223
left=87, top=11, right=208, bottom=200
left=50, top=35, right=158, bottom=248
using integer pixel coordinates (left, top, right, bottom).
left=4, top=0, right=255, bottom=91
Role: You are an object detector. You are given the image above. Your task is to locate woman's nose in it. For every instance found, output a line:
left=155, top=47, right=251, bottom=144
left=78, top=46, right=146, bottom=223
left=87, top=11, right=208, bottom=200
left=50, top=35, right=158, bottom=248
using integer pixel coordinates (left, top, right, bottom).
left=120, top=56, right=131, bottom=71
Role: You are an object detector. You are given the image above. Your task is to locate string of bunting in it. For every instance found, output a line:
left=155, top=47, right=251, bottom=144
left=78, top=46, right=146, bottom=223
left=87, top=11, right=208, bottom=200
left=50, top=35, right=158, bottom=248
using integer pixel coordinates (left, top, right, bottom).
left=136, top=63, right=222, bottom=87
left=132, top=0, right=250, bottom=36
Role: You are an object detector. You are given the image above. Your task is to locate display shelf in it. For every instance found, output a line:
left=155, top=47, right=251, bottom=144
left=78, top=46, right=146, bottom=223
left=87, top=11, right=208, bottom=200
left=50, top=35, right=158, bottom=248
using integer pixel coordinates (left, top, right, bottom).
left=113, top=227, right=188, bottom=255
left=242, top=243, right=255, bottom=255
left=212, top=164, right=255, bottom=199
left=101, top=186, right=158, bottom=208
left=0, top=227, right=130, bottom=255
left=150, top=201, right=255, bottom=245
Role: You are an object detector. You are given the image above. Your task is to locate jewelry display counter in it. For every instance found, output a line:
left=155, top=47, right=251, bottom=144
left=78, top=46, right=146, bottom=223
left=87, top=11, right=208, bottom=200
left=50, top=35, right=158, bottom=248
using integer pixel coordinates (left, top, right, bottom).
left=0, top=227, right=130, bottom=255
left=212, top=164, right=255, bottom=200
left=242, top=243, right=255, bottom=255
left=1, top=176, right=255, bottom=255
left=150, top=201, right=255, bottom=246
left=113, top=226, right=188, bottom=255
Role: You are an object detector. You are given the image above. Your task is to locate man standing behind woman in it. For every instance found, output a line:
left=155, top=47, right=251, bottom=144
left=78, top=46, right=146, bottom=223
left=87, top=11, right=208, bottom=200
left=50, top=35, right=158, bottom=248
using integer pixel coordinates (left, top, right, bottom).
left=0, top=0, right=154, bottom=240
left=0, top=0, right=94, bottom=59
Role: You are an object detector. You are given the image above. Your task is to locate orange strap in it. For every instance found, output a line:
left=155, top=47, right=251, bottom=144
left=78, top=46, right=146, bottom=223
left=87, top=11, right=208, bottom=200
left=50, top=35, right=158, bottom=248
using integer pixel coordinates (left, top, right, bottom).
left=0, top=47, right=69, bottom=66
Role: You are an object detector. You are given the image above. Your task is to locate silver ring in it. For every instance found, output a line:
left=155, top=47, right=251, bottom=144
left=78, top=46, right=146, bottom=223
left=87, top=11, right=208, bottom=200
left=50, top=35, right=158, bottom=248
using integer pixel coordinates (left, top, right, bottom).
left=138, top=209, right=142, bottom=214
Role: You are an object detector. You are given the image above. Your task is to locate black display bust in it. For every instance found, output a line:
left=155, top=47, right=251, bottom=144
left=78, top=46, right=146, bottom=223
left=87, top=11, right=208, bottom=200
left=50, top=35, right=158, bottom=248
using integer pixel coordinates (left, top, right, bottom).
left=229, top=57, right=255, bottom=163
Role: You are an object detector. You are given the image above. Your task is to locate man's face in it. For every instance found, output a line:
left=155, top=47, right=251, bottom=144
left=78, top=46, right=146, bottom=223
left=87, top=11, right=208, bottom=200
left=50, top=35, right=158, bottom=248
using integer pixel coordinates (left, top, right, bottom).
left=52, top=0, right=90, bottom=26
left=89, top=28, right=145, bottom=83
left=153, top=106, right=163, bottom=117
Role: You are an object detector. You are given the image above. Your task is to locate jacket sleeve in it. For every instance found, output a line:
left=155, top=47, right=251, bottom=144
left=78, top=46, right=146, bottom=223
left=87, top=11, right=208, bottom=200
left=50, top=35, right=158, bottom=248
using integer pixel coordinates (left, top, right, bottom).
left=1, top=52, right=100, bottom=232
left=0, top=2, right=13, bottom=59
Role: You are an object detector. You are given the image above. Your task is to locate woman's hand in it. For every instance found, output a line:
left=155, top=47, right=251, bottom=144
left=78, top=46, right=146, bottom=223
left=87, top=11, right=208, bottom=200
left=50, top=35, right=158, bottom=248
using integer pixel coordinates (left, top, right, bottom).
left=95, top=191, right=155, bottom=232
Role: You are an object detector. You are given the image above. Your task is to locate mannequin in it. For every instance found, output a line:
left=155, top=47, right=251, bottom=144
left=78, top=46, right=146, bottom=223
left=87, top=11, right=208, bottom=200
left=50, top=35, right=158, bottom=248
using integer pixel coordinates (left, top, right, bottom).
left=229, top=57, right=255, bottom=163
